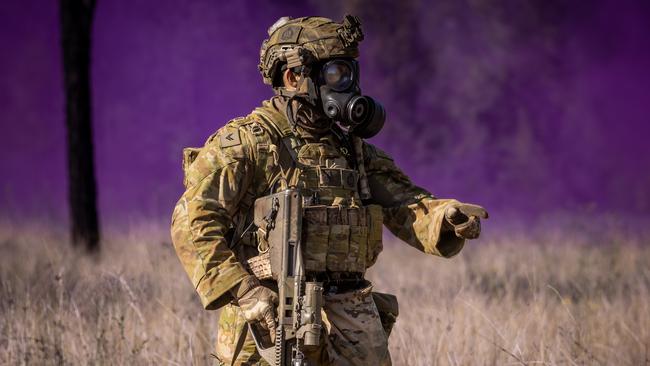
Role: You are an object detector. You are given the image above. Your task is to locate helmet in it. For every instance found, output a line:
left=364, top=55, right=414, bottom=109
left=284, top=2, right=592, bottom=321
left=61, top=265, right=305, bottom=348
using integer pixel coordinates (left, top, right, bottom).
left=259, top=15, right=364, bottom=87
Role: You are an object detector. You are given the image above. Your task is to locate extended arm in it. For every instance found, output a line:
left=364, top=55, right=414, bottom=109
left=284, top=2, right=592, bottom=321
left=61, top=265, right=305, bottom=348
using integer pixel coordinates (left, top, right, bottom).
left=364, top=143, right=486, bottom=258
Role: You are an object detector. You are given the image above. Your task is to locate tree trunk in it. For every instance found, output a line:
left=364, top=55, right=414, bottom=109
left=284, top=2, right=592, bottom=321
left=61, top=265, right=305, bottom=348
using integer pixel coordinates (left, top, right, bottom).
left=60, top=0, right=100, bottom=251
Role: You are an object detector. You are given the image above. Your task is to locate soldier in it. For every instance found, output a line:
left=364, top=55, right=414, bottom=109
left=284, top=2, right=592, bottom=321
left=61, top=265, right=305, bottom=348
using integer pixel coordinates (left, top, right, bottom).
left=171, top=15, right=487, bottom=366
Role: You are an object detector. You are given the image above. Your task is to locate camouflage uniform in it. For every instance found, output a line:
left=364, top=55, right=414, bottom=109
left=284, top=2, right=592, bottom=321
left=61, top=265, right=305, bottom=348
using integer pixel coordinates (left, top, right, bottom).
left=172, top=97, right=467, bottom=365
left=171, top=15, right=483, bottom=366
left=216, top=282, right=391, bottom=365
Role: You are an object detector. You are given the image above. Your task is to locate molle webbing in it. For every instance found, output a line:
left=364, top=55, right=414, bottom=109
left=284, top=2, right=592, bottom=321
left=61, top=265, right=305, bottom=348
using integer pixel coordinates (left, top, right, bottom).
left=303, top=205, right=367, bottom=227
left=300, top=167, right=358, bottom=190
left=241, top=101, right=385, bottom=279
left=247, top=204, right=384, bottom=279
left=301, top=204, right=383, bottom=274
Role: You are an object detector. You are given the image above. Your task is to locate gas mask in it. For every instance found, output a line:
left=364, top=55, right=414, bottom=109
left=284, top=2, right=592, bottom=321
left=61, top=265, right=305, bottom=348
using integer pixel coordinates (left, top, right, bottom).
left=316, top=59, right=385, bottom=138
left=280, top=52, right=385, bottom=139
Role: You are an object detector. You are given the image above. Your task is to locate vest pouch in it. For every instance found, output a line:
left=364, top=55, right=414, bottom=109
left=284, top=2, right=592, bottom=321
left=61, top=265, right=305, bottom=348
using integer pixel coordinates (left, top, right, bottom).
left=348, top=225, right=369, bottom=272
left=326, top=224, right=350, bottom=272
left=366, top=204, right=384, bottom=268
left=303, top=223, right=329, bottom=272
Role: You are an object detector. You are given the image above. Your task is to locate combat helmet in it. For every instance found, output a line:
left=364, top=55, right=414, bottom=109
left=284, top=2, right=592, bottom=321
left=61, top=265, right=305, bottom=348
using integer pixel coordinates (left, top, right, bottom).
left=259, top=15, right=364, bottom=87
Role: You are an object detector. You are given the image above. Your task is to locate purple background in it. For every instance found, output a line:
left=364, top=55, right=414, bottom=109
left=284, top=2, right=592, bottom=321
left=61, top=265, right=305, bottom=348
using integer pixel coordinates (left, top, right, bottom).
left=1, top=0, right=649, bottom=229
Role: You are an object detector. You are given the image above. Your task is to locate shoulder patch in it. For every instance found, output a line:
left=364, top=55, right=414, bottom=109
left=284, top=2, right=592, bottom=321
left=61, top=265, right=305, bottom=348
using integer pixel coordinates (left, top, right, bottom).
left=220, top=128, right=241, bottom=148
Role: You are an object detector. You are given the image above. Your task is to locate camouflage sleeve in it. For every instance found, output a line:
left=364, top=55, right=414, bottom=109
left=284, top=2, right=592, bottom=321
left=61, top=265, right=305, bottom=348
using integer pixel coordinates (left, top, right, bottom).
left=363, top=143, right=465, bottom=258
left=171, top=124, right=255, bottom=310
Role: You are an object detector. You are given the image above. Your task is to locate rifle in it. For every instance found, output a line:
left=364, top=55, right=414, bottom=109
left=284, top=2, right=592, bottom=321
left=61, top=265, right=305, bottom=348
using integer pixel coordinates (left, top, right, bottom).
left=251, top=188, right=323, bottom=366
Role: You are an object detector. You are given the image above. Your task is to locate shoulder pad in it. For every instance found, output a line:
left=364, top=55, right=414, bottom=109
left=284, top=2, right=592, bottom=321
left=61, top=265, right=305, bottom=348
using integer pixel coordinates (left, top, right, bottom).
left=227, top=116, right=256, bottom=128
left=224, top=115, right=278, bottom=144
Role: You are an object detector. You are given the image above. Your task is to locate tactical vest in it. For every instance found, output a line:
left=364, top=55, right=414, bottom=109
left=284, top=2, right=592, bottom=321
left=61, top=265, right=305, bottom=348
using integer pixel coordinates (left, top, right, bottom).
left=184, top=101, right=383, bottom=279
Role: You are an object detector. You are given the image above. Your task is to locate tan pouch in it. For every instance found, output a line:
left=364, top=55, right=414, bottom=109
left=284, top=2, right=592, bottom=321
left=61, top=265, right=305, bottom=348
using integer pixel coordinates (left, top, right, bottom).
left=304, top=205, right=328, bottom=224
left=327, top=224, right=350, bottom=272
left=303, top=223, right=329, bottom=272
left=348, top=225, right=369, bottom=272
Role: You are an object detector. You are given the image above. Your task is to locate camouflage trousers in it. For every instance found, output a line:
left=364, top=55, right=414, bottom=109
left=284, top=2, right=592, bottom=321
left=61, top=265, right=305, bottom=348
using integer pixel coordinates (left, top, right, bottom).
left=214, top=283, right=395, bottom=366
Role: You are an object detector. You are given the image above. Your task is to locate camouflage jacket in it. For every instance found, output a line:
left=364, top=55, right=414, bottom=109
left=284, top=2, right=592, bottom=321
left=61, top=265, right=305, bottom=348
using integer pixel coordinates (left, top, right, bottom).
left=171, top=97, right=465, bottom=310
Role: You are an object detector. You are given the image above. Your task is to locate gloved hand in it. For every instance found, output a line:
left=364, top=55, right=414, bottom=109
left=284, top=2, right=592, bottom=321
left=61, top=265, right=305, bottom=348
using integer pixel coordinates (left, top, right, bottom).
left=444, top=203, right=489, bottom=239
left=231, top=275, right=278, bottom=344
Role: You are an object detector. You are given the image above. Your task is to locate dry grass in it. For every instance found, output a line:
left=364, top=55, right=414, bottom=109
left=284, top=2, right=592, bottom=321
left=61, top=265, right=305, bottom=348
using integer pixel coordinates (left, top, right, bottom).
left=1, top=221, right=649, bottom=365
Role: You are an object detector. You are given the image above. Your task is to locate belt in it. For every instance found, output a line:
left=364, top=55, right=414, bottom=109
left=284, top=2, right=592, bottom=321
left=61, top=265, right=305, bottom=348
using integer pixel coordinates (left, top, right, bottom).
left=258, top=273, right=365, bottom=295
left=309, top=272, right=366, bottom=294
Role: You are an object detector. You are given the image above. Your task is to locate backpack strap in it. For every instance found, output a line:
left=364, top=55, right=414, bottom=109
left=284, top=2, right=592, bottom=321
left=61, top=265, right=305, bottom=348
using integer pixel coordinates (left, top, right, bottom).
left=251, top=104, right=305, bottom=169
left=253, top=100, right=294, bottom=137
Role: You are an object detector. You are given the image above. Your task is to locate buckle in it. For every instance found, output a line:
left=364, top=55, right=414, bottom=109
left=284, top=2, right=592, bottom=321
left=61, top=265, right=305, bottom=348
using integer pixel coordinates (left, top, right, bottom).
left=248, top=122, right=264, bottom=136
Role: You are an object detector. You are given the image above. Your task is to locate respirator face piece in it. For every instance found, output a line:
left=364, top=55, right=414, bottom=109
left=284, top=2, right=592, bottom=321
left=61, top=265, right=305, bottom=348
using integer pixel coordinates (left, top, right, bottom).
left=318, top=59, right=385, bottom=138
left=323, top=60, right=355, bottom=91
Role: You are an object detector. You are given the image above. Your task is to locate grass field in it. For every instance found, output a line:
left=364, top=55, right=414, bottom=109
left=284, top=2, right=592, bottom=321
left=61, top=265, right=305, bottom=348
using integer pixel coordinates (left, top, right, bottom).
left=1, top=221, right=648, bottom=365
